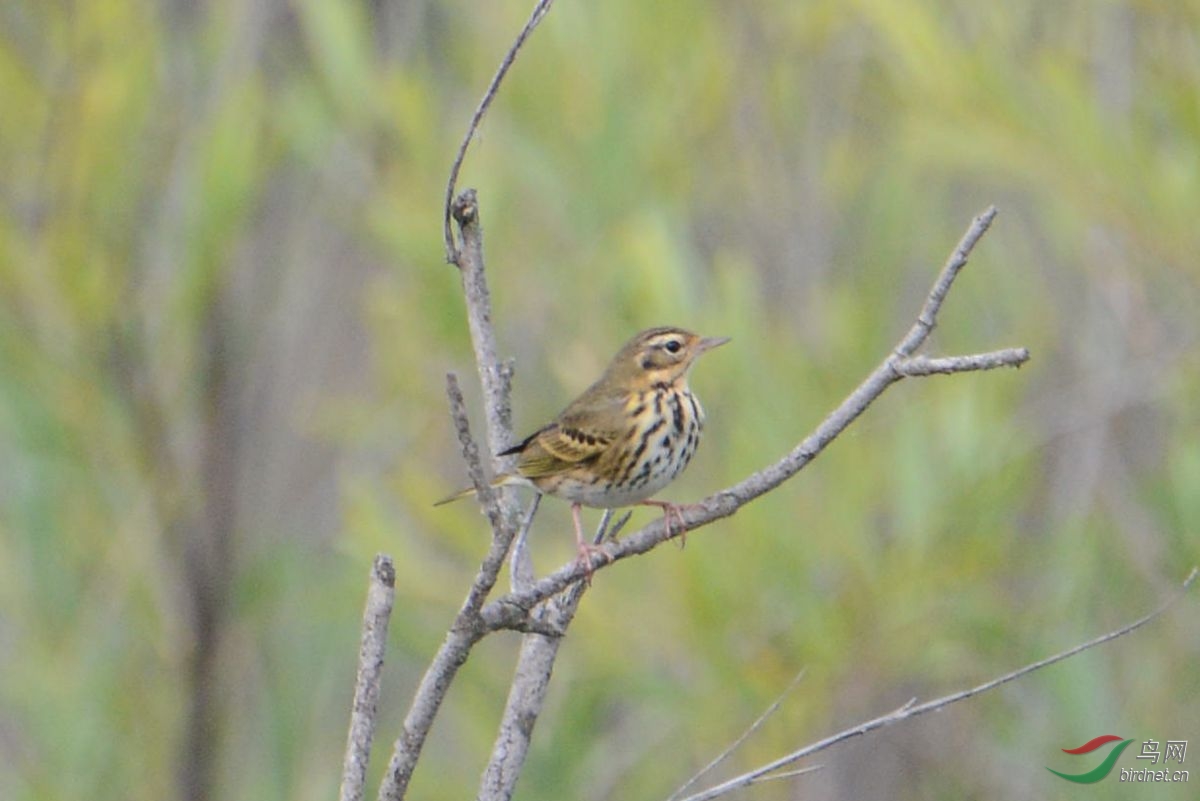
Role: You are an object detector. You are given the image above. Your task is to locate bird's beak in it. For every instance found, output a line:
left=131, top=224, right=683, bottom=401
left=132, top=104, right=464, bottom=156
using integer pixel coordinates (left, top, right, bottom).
left=696, top=335, right=731, bottom=353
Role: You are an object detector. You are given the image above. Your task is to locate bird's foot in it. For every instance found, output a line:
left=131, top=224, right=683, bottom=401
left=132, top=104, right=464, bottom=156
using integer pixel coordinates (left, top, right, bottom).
left=640, top=499, right=689, bottom=547
left=575, top=539, right=613, bottom=585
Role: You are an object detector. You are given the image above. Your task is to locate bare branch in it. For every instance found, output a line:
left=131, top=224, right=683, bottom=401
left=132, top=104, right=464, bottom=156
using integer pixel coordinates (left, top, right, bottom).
left=894, top=349, right=1030, bottom=376
left=444, top=185, right=581, bottom=801
left=477, top=565, right=590, bottom=801
left=480, top=207, right=1028, bottom=620
left=376, top=477, right=516, bottom=800
left=446, top=372, right=506, bottom=533
left=598, top=509, right=634, bottom=543
left=676, top=567, right=1199, bottom=801
left=340, top=555, right=396, bottom=801
left=451, top=192, right=519, bottom=467
left=669, top=670, right=807, bottom=801
left=444, top=0, right=557, bottom=264
left=377, top=625, right=486, bottom=801
left=509, top=495, right=542, bottom=592
left=895, top=206, right=998, bottom=357
left=748, top=765, right=824, bottom=786
left=377, top=206, right=529, bottom=801
left=477, top=512, right=624, bottom=801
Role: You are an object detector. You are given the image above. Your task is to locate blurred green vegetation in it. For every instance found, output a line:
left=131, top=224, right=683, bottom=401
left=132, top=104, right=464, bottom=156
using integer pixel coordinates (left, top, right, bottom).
left=2, top=1, right=1198, bottom=799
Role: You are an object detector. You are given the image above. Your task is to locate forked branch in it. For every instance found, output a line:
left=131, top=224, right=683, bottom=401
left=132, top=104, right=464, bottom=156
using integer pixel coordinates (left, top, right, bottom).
left=479, top=206, right=1030, bottom=623
left=362, top=201, right=1030, bottom=801
left=361, top=5, right=1040, bottom=799
left=376, top=1, right=556, bottom=789
left=374, top=371, right=525, bottom=801
left=469, top=205, right=1024, bottom=799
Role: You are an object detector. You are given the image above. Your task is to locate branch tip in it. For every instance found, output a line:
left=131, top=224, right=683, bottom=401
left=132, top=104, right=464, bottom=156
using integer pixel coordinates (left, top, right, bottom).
left=452, top=189, right=479, bottom=227
left=339, top=553, right=397, bottom=801
left=373, top=554, right=396, bottom=588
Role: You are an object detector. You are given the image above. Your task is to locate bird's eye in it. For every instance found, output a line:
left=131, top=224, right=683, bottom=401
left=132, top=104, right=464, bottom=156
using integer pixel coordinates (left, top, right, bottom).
left=664, top=339, right=682, bottom=354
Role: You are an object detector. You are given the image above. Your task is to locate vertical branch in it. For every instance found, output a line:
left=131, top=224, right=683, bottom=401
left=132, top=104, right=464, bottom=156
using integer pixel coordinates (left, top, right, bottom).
left=377, top=196, right=527, bottom=801
left=477, top=588, right=587, bottom=801
left=477, top=513, right=627, bottom=801
left=509, top=495, right=542, bottom=592
left=340, top=555, right=397, bottom=801
left=451, top=189, right=526, bottom=588
left=444, top=373, right=522, bottom=615
left=452, top=190, right=517, bottom=465
left=446, top=372, right=507, bottom=538
left=375, top=3, right=560, bottom=798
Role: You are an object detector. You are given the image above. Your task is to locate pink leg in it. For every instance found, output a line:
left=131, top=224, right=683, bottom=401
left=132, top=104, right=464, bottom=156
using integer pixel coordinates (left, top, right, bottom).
left=638, top=499, right=689, bottom=546
left=572, top=503, right=611, bottom=582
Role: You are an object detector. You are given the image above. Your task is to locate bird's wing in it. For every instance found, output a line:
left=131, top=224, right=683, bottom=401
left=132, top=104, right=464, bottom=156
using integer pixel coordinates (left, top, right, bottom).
left=507, top=391, right=626, bottom=479
left=504, top=424, right=606, bottom=479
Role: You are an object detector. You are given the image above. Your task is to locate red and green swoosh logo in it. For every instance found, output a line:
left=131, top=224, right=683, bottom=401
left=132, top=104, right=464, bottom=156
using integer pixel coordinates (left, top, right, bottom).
left=1047, top=735, right=1135, bottom=783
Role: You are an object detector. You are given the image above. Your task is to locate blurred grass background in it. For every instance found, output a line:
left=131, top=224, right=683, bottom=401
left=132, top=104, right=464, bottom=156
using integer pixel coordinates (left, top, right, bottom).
left=1, top=1, right=1198, bottom=799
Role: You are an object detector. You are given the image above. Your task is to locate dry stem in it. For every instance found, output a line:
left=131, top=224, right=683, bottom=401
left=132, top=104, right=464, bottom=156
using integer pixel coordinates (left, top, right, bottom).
left=339, top=556, right=396, bottom=801
left=675, top=567, right=1198, bottom=801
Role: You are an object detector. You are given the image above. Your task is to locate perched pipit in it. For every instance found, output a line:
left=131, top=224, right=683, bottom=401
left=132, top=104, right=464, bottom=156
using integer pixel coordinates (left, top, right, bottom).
left=438, top=326, right=728, bottom=571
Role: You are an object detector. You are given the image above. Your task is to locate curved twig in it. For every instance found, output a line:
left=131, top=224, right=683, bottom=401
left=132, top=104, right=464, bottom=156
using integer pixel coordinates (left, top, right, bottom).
left=444, top=0, right=557, bottom=264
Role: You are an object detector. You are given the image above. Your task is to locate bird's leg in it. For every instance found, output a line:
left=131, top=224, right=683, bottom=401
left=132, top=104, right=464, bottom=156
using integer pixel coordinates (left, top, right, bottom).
left=572, top=503, right=611, bottom=583
left=638, top=499, right=689, bottom=547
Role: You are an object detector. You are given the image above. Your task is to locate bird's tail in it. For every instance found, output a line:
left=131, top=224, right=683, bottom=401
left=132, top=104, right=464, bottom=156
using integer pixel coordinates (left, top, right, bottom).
left=432, top=486, right=478, bottom=506
left=433, top=474, right=525, bottom=506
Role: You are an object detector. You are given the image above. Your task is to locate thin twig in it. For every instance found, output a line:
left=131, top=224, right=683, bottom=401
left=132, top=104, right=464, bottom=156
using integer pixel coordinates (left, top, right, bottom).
left=339, top=555, right=396, bottom=801
left=510, top=495, right=542, bottom=592
left=894, top=349, right=1030, bottom=376
left=895, top=206, right=998, bottom=357
left=446, top=373, right=506, bottom=535
left=676, top=567, right=1199, bottom=801
left=748, top=765, right=824, bottom=785
left=444, top=0, right=557, bottom=264
left=451, top=194, right=520, bottom=507
left=668, top=670, right=807, bottom=801
left=442, top=374, right=518, bottom=617
left=479, top=207, right=1029, bottom=623
left=598, top=510, right=633, bottom=543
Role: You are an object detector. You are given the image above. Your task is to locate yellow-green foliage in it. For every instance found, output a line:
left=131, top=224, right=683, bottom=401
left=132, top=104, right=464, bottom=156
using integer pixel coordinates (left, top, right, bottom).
left=1, top=1, right=1197, bottom=800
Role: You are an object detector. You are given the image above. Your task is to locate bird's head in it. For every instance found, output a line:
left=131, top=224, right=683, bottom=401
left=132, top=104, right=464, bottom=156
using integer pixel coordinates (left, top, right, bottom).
left=605, top=326, right=730, bottom=389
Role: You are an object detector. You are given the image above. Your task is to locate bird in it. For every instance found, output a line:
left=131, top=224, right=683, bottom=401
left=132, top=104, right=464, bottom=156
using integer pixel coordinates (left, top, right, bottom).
left=436, top=326, right=729, bottom=571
